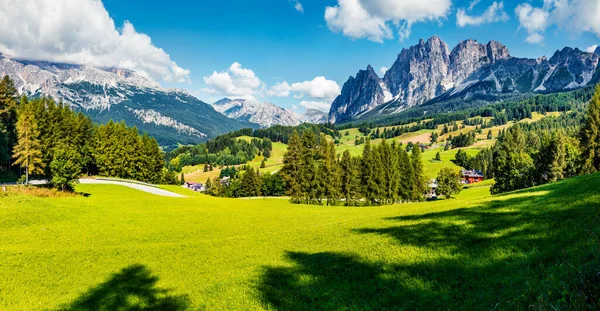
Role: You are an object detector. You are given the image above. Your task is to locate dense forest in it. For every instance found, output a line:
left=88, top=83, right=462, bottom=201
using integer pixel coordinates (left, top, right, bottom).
left=203, top=130, right=427, bottom=206
left=0, top=76, right=175, bottom=190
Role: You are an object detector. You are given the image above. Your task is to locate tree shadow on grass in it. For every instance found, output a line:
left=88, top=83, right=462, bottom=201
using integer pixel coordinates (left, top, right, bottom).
left=258, top=174, right=600, bottom=310
left=58, top=264, right=189, bottom=311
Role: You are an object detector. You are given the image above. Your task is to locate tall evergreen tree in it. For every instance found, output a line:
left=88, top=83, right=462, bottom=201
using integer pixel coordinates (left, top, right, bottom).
left=410, top=145, right=426, bottom=201
left=12, top=102, right=44, bottom=185
left=361, top=139, right=377, bottom=205
left=580, top=85, right=600, bottom=174
left=340, top=150, right=361, bottom=206
left=0, top=76, right=18, bottom=171
left=281, top=130, right=303, bottom=203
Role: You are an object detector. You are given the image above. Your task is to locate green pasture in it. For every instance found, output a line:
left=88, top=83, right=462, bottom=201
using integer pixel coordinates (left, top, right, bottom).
left=1, top=172, right=599, bottom=310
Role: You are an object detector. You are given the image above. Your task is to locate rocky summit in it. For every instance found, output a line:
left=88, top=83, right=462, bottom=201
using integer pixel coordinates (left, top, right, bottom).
left=328, top=36, right=600, bottom=123
left=213, top=98, right=327, bottom=127
left=0, top=54, right=254, bottom=146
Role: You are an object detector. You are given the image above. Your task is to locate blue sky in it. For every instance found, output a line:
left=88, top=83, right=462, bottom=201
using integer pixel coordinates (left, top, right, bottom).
left=2, top=0, right=599, bottom=112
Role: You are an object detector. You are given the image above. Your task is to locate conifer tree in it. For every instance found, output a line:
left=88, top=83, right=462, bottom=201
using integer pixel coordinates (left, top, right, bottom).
left=0, top=76, right=18, bottom=171
left=340, top=150, right=361, bottom=206
left=12, top=102, right=44, bottom=185
left=580, top=85, right=600, bottom=174
left=180, top=172, right=186, bottom=185
left=281, top=130, right=303, bottom=203
left=397, top=147, right=412, bottom=202
left=361, top=139, right=377, bottom=205
left=410, top=145, right=426, bottom=201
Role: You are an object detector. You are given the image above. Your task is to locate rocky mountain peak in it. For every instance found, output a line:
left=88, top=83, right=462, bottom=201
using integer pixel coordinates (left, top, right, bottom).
left=328, top=36, right=600, bottom=124
left=595, top=46, right=600, bottom=56
left=486, top=40, right=510, bottom=63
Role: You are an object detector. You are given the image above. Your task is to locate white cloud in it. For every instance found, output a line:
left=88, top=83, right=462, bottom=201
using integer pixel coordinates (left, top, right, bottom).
left=379, top=67, right=389, bottom=76
left=515, top=0, right=600, bottom=45
left=324, top=0, right=451, bottom=42
left=299, top=101, right=331, bottom=112
left=0, top=0, right=189, bottom=83
left=526, top=33, right=545, bottom=44
left=203, top=62, right=262, bottom=98
left=587, top=44, right=599, bottom=53
left=468, top=0, right=481, bottom=11
left=515, top=3, right=549, bottom=44
left=268, top=77, right=341, bottom=100
left=290, top=0, right=304, bottom=13
left=457, top=2, right=509, bottom=27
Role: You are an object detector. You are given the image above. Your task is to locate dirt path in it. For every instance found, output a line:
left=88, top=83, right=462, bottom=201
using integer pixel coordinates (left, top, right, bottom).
left=78, top=179, right=186, bottom=198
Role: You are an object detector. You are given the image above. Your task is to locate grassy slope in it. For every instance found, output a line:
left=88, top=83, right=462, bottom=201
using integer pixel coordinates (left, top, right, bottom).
left=182, top=112, right=564, bottom=182
left=1, top=173, right=599, bottom=310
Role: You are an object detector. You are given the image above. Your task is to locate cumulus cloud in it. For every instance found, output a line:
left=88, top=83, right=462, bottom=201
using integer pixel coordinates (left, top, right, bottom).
left=324, top=0, right=452, bottom=42
left=515, top=0, right=600, bottom=45
left=0, top=0, right=189, bottom=83
left=456, top=2, right=509, bottom=27
left=203, top=62, right=262, bottom=98
left=468, top=0, right=481, bottom=11
left=299, top=101, right=331, bottom=112
left=379, top=67, right=389, bottom=76
left=268, top=77, right=341, bottom=100
left=290, top=0, right=304, bottom=13
left=515, top=3, right=549, bottom=44
left=587, top=44, right=599, bottom=53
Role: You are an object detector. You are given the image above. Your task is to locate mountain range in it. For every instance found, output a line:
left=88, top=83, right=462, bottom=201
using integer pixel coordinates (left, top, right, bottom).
left=0, top=54, right=256, bottom=146
left=328, top=36, right=600, bottom=123
left=212, top=98, right=327, bottom=127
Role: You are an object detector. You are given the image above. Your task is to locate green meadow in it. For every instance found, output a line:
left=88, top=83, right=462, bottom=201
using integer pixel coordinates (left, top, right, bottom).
left=1, top=172, right=599, bottom=310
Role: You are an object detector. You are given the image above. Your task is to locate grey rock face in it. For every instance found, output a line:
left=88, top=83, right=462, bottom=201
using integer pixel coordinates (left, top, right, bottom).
left=328, top=36, right=600, bottom=123
left=328, top=65, right=386, bottom=123
left=0, top=55, right=252, bottom=145
left=213, top=98, right=303, bottom=128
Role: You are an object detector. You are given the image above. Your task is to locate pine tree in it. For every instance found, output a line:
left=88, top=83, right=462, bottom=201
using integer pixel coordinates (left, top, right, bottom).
left=580, top=85, right=600, bottom=174
left=281, top=130, right=303, bottom=203
left=12, top=103, right=44, bottom=185
left=361, top=139, right=377, bottom=205
left=397, top=147, right=412, bottom=202
left=410, top=145, right=426, bottom=201
left=340, top=150, right=360, bottom=206
left=0, top=76, right=18, bottom=171
left=180, top=172, right=186, bottom=185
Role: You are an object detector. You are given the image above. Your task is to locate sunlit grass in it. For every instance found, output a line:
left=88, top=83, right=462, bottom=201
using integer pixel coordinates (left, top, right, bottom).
left=1, top=173, right=599, bottom=310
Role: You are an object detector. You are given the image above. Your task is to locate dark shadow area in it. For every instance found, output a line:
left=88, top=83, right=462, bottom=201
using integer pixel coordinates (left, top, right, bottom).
left=258, top=174, right=600, bottom=310
left=59, top=264, right=189, bottom=311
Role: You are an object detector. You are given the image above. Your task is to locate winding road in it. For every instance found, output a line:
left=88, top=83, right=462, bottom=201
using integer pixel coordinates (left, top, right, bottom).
left=2, top=178, right=186, bottom=198
left=78, top=179, right=186, bottom=197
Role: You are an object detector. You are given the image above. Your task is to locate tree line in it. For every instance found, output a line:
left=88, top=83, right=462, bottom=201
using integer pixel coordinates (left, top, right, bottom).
left=0, top=76, right=174, bottom=190
left=454, top=85, right=600, bottom=194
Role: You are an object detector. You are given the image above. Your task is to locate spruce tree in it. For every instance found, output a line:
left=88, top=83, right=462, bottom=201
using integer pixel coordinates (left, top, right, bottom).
left=580, top=85, right=600, bottom=174
left=397, top=147, right=412, bottom=202
left=410, top=145, right=426, bottom=201
left=340, top=150, right=360, bottom=206
left=281, top=130, right=303, bottom=203
left=361, top=139, right=377, bottom=205
left=0, top=76, right=18, bottom=171
left=12, top=103, right=44, bottom=185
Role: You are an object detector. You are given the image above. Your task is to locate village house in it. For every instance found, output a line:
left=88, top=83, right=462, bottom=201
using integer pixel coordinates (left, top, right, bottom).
left=461, top=170, right=484, bottom=184
left=185, top=182, right=206, bottom=192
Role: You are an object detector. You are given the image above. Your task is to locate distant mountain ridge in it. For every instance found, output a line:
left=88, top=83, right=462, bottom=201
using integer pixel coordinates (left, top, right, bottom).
left=212, top=98, right=327, bottom=127
left=0, top=54, right=255, bottom=145
left=329, top=36, right=600, bottom=123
